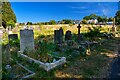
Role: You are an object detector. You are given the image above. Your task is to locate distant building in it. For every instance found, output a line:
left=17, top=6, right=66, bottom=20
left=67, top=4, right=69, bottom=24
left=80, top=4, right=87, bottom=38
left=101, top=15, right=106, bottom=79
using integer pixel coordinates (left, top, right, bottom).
left=106, top=22, right=113, bottom=25
left=73, top=20, right=81, bottom=24
left=87, top=19, right=98, bottom=24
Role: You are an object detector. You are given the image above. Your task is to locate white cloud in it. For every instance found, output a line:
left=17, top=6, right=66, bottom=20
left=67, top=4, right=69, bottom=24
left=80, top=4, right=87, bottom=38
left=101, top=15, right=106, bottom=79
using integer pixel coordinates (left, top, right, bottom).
left=72, top=10, right=100, bottom=14
left=71, top=6, right=87, bottom=9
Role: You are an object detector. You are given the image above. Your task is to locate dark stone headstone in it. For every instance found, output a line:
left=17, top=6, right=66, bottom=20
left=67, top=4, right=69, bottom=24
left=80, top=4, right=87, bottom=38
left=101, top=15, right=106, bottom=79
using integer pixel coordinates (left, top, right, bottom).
left=59, top=27, right=64, bottom=36
left=8, top=34, right=18, bottom=40
left=77, top=24, right=82, bottom=43
left=54, top=28, right=64, bottom=44
left=65, top=30, right=72, bottom=41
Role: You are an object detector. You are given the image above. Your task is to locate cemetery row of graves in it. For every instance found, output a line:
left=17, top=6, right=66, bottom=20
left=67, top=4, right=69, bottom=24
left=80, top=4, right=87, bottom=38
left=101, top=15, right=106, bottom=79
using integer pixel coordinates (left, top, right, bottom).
left=2, top=24, right=120, bottom=78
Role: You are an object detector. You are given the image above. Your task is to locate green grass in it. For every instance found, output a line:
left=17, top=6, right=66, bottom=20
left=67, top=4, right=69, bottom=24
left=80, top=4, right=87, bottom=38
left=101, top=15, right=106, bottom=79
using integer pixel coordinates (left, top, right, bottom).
left=2, top=25, right=120, bottom=78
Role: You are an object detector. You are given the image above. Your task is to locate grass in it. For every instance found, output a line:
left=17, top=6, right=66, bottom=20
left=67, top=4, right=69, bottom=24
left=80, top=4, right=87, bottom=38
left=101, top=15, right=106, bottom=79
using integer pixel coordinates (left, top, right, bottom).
left=2, top=24, right=120, bottom=78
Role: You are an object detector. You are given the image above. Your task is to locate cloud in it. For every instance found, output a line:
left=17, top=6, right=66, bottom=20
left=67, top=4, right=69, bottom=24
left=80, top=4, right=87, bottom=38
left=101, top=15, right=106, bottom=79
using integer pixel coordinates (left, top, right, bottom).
left=102, top=9, right=109, bottom=15
left=97, top=3, right=109, bottom=15
left=72, top=10, right=100, bottom=14
left=71, top=6, right=87, bottom=9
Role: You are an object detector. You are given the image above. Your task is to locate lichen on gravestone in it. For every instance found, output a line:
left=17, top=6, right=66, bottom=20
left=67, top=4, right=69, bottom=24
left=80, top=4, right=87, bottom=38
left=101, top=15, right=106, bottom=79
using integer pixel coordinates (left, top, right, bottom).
left=20, top=29, right=34, bottom=52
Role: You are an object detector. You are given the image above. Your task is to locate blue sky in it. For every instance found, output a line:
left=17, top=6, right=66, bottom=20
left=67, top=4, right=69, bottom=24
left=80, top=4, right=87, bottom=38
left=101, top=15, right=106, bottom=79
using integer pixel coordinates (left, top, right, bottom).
left=11, top=2, right=118, bottom=23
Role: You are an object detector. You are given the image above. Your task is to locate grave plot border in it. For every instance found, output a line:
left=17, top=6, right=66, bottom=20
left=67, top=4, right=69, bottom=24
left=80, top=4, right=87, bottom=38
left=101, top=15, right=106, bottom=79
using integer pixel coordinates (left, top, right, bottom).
left=16, top=62, right=35, bottom=79
left=17, top=51, right=66, bottom=71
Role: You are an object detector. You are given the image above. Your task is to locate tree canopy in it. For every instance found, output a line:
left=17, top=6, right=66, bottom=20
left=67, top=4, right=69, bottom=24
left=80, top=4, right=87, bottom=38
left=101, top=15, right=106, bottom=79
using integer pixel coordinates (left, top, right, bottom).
left=2, top=2, right=16, bottom=28
left=115, top=10, right=120, bottom=25
left=49, top=20, right=56, bottom=25
left=83, top=14, right=112, bottom=23
left=61, top=19, right=72, bottom=24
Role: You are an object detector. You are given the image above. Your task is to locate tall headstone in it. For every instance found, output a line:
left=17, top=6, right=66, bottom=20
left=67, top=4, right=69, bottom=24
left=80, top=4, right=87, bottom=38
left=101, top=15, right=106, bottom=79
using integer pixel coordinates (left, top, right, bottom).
left=77, top=24, right=82, bottom=43
left=65, top=30, right=72, bottom=41
left=59, top=27, right=64, bottom=36
left=54, top=27, right=63, bottom=44
left=112, top=18, right=116, bottom=32
left=20, top=29, right=34, bottom=51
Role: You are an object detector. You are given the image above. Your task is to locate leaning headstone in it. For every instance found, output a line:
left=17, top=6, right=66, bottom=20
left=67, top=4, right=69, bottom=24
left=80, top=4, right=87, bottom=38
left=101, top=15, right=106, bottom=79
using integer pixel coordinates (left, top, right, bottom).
left=65, top=30, right=72, bottom=41
left=20, top=29, right=34, bottom=51
left=54, top=28, right=63, bottom=44
left=8, top=34, right=18, bottom=40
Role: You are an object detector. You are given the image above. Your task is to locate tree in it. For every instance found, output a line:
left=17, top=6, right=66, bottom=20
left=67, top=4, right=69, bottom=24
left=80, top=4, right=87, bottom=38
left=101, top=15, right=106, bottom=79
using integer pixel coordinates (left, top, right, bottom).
left=89, top=14, right=98, bottom=19
left=81, top=19, right=87, bottom=24
left=49, top=20, right=56, bottom=25
left=7, top=20, right=15, bottom=28
left=102, top=16, right=108, bottom=24
left=108, top=17, right=113, bottom=22
left=83, top=16, right=90, bottom=20
left=115, top=10, right=120, bottom=25
left=26, top=22, right=32, bottom=25
left=2, top=2, right=17, bottom=28
left=61, top=19, right=72, bottom=24
left=97, top=16, right=103, bottom=22
left=83, top=14, right=98, bottom=20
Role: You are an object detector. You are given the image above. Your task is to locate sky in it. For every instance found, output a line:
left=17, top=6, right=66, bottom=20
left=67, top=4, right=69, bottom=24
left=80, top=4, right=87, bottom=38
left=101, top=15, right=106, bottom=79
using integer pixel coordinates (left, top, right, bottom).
left=10, top=2, right=118, bottom=23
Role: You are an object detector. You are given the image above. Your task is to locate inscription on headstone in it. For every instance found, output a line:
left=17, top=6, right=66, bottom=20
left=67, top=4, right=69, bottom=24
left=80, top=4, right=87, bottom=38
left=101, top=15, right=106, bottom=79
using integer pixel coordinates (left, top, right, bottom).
left=65, top=30, right=72, bottom=41
left=20, top=29, right=34, bottom=51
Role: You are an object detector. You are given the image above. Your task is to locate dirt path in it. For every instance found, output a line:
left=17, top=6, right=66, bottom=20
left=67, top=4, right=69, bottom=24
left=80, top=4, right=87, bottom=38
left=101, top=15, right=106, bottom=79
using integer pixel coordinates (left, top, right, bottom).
left=109, top=39, right=120, bottom=79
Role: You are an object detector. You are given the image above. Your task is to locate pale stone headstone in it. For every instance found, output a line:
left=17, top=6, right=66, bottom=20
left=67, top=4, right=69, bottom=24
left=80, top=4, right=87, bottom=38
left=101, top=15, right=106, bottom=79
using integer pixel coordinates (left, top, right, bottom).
left=20, top=29, right=34, bottom=51
left=112, top=18, right=116, bottom=32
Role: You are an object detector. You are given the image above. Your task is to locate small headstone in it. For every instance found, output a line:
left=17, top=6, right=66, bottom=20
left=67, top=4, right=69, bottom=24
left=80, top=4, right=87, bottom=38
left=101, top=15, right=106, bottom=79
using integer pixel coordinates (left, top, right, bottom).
left=20, top=29, right=34, bottom=51
left=8, top=34, right=18, bottom=40
left=65, top=30, right=72, bottom=41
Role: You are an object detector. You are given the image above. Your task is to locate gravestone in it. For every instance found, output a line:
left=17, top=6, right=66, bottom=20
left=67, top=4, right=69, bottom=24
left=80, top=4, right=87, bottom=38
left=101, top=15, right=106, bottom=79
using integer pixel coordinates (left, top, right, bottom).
left=20, top=29, right=34, bottom=51
left=8, top=34, right=18, bottom=40
left=112, top=18, right=116, bottom=32
left=54, top=28, right=64, bottom=44
left=77, top=24, right=82, bottom=43
left=59, top=27, right=64, bottom=36
left=65, top=30, right=72, bottom=41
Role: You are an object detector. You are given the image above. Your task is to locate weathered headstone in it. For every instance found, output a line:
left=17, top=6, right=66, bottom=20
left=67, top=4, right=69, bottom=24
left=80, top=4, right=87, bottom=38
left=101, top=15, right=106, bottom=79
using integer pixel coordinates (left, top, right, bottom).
left=20, top=29, right=34, bottom=51
left=112, top=18, right=116, bottom=32
left=8, top=34, right=18, bottom=40
left=59, top=27, right=64, bottom=36
left=65, top=30, right=72, bottom=41
left=54, top=30, right=62, bottom=44
left=77, top=24, right=82, bottom=43
left=54, top=27, right=64, bottom=44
